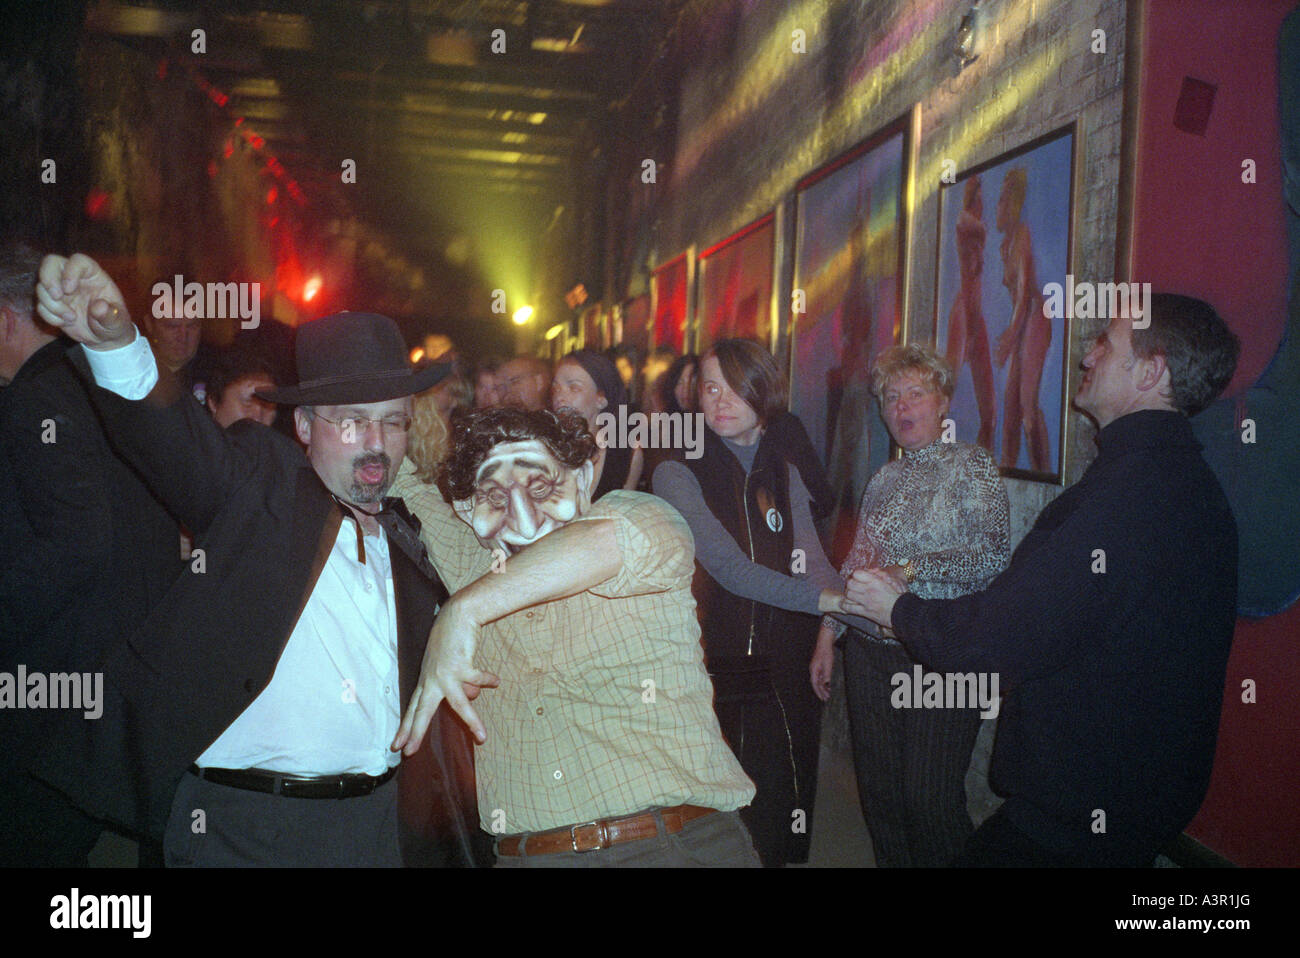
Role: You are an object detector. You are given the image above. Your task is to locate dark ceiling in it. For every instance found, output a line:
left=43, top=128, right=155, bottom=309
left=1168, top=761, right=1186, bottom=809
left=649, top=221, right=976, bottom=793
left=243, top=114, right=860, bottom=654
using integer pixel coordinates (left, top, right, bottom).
left=82, top=0, right=687, bottom=295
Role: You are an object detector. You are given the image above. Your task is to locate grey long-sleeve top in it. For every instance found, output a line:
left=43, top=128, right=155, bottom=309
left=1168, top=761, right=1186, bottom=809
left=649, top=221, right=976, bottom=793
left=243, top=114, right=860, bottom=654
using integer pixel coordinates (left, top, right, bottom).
left=825, top=438, right=1011, bottom=640
left=652, top=437, right=843, bottom=615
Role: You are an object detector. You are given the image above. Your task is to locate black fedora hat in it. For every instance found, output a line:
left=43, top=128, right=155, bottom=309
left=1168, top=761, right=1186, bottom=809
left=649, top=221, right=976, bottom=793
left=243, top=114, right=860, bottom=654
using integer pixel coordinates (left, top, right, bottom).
left=258, top=311, right=450, bottom=406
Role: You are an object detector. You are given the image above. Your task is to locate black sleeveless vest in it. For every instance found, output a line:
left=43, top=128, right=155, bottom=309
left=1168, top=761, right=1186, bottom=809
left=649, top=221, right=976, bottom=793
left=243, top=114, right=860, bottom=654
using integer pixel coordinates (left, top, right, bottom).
left=682, top=424, right=813, bottom=671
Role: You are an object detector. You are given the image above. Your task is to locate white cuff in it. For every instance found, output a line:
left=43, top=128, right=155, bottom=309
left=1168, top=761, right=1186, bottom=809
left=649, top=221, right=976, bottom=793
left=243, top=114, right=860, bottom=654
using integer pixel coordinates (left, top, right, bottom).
left=81, top=326, right=159, bottom=400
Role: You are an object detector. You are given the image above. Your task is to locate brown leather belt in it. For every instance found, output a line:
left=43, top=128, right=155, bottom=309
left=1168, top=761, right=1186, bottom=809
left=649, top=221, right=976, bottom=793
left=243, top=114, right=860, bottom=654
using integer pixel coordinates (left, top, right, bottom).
left=496, top=804, right=719, bottom=856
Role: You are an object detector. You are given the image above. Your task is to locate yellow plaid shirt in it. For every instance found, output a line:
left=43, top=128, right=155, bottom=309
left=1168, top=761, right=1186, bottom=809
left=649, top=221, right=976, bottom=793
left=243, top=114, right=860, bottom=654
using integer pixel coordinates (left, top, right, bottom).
left=393, top=461, right=754, bottom=834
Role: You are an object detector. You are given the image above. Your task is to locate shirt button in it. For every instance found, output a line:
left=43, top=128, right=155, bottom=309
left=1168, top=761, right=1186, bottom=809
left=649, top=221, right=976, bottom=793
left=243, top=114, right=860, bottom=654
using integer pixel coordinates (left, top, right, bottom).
left=530, top=668, right=545, bottom=675
left=385, top=686, right=392, bottom=695
left=536, top=707, right=544, bottom=715
left=365, top=582, right=374, bottom=592
left=553, top=770, right=563, bottom=780
left=525, top=611, right=534, bottom=618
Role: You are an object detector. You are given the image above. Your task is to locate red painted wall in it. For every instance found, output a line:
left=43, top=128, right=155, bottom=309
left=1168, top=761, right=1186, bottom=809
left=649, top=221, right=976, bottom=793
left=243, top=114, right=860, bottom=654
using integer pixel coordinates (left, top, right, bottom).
left=1131, top=0, right=1298, bottom=865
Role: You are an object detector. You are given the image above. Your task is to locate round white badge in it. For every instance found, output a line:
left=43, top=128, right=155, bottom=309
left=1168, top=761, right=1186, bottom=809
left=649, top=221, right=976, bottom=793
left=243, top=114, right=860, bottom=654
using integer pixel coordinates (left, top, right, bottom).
left=766, top=508, right=783, bottom=533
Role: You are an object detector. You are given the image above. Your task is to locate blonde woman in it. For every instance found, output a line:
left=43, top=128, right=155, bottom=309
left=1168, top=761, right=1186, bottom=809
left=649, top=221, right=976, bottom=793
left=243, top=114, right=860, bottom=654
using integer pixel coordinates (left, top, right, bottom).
left=811, top=343, right=1010, bottom=866
left=401, top=383, right=451, bottom=483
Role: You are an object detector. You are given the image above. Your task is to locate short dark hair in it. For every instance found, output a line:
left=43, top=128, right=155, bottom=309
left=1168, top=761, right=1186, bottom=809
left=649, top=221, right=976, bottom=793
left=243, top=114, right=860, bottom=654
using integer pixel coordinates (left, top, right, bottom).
left=661, top=353, right=699, bottom=413
left=437, top=406, right=597, bottom=502
left=701, top=338, right=788, bottom=425
left=502, top=354, right=551, bottom=378
left=1132, top=293, right=1239, bottom=416
left=205, top=348, right=278, bottom=405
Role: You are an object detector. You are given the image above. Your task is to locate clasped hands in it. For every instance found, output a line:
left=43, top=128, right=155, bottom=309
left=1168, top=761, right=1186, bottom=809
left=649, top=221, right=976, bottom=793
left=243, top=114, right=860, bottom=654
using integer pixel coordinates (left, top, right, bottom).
left=841, top=565, right=907, bottom=631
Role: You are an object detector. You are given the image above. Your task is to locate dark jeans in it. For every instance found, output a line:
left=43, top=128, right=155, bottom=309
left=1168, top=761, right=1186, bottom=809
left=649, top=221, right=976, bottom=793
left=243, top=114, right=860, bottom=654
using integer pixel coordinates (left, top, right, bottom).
left=164, top=769, right=403, bottom=867
left=843, top=634, right=982, bottom=867
left=492, top=809, right=761, bottom=868
left=710, top=654, right=822, bottom=867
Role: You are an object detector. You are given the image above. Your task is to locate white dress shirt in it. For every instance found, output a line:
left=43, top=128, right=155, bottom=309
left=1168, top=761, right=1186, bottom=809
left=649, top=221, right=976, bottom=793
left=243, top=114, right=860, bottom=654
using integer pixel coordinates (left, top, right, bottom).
left=84, top=329, right=402, bottom=775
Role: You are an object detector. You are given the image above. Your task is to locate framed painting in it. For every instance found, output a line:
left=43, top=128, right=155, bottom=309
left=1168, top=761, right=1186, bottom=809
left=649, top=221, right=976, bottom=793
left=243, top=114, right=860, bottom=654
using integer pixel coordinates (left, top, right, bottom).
left=789, top=111, right=913, bottom=554
left=650, top=251, right=692, bottom=353
left=696, top=214, right=776, bottom=352
left=934, top=123, right=1076, bottom=483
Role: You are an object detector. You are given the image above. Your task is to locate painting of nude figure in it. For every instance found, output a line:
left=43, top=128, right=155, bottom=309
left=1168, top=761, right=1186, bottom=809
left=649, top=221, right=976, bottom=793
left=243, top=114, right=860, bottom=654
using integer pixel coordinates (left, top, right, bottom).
left=935, top=125, right=1074, bottom=483
left=789, top=114, right=911, bottom=558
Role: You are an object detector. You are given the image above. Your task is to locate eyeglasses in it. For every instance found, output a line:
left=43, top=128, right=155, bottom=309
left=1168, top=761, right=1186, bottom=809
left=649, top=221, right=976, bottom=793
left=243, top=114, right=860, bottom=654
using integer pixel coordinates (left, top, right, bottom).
left=311, top=412, right=412, bottom=436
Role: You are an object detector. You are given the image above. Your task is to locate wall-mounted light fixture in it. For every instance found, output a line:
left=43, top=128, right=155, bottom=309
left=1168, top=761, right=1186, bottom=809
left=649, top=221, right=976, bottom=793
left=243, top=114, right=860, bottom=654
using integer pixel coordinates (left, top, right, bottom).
left=955, top=2, right=983, bottom=68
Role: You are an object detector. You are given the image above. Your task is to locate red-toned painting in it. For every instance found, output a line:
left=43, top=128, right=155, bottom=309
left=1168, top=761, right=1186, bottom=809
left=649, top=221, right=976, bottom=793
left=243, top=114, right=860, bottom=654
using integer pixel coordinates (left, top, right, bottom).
left=651, top=252, right=691, bottom=352
left=696, top=215, right=775, bottom=351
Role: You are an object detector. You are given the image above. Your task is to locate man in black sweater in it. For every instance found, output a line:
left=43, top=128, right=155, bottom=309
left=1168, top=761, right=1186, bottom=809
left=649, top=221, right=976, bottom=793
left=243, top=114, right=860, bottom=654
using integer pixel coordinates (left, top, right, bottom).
left=850, top=294, right=1240, bottom=866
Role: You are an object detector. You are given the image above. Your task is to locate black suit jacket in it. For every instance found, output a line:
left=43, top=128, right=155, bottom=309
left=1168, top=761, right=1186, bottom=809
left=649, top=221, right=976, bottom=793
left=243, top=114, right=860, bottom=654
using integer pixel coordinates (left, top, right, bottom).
left=1, top=342, right=180, bottom=763
left=37, top=358, right=480, bottom=865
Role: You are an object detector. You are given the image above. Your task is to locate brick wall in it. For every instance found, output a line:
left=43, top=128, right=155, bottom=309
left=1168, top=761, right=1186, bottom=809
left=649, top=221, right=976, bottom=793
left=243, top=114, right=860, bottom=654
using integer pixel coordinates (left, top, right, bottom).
left=606, top=0, right=1130, bottom=789
left=611, top=0, right=1130, bottom=536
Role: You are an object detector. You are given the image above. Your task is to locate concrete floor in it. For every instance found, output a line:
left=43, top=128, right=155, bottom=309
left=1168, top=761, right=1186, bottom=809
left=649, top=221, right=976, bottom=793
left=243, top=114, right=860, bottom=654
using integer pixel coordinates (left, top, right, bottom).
left=796, top=740, right=877, bottom=867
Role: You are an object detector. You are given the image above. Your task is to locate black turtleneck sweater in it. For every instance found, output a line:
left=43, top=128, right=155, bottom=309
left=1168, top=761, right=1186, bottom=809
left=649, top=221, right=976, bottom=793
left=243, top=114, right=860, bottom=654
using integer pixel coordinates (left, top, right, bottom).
left=892, top=410, right=1238, bottom=864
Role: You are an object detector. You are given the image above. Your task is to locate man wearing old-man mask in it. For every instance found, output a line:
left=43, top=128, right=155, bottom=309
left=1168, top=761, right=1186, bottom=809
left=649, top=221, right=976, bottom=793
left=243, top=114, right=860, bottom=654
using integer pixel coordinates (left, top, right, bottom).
left=392, top=406, right=761, bottom=867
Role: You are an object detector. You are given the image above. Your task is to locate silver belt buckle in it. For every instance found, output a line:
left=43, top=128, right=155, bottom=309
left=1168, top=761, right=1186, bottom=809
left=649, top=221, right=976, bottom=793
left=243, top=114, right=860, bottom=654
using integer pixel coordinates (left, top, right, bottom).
left=570, top=820, right=604, bottom=853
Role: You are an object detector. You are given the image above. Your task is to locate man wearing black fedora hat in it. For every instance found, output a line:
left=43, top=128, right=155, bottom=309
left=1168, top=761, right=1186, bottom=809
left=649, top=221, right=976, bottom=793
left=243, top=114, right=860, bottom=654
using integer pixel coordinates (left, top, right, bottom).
left=32, top=253, right=482, bottom=867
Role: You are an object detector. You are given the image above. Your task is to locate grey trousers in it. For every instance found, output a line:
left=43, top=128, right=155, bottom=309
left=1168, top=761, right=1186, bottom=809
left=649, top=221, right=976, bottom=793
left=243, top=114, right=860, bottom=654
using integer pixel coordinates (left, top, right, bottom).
left=843, top=634, right=982, bottom=867
left=492, top=808, right=762, bottom=868
left=164, top=770, right=403, bottom=867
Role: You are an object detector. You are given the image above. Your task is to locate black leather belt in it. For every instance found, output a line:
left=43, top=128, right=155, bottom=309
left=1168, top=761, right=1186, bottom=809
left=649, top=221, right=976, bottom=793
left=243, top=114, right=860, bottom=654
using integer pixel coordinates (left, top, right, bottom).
left=187, top=763, right=398, bottom=799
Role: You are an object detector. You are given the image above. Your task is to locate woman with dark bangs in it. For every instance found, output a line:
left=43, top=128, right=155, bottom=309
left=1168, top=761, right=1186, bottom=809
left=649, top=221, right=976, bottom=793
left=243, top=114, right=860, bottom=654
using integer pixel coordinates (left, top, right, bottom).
left=550, top=349, right=643, bottom=500
left=652, top=338, right=850, bottom=866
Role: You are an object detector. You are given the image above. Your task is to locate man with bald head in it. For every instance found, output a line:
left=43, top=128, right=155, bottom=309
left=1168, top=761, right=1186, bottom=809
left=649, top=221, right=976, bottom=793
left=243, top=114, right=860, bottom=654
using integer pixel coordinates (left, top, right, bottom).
left=495, top=355, right=551, bottom=411
left=393, top=406, right=759, bottom=867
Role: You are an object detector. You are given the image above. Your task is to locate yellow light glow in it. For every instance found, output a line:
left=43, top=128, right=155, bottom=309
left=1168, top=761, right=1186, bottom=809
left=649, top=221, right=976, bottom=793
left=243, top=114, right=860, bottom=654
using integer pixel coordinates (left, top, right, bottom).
left=303, top=274, right=322, bottom=302
left=512, top=306, right=534, bottom=325
left=544, top=323, right=564, bottom=340
left=410, top=347, right=425, bottom=363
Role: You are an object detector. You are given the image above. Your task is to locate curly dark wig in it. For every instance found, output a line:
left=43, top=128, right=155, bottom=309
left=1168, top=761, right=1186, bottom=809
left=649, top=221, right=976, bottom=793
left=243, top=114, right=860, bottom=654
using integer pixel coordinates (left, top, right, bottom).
left=436, top=406, right=598, bottom=501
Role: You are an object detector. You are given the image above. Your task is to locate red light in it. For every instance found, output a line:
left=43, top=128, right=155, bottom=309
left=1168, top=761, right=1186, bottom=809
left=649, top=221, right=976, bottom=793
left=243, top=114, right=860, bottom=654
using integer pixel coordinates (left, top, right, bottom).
left=223, top=139, right=234, bottom=158
left=266, top=187, right=278, bottom=205
left=84, top=188, right=112, bottom=221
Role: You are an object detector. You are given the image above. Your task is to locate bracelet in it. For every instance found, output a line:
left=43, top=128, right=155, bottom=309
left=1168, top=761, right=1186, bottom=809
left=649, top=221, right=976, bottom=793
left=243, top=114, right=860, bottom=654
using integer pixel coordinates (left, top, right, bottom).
left=901, top=559, right=917, bottom=584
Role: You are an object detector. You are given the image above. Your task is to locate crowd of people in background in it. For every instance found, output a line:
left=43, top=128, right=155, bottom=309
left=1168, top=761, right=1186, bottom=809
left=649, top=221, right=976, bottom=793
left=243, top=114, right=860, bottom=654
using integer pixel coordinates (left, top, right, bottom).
left=1, top=242, right=1243, bottom=870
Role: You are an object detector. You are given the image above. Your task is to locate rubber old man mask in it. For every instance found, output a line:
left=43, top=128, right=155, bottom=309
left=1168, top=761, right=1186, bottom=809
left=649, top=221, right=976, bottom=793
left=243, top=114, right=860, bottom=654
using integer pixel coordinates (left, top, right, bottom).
left=454, top=439, right=595, bottom=553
